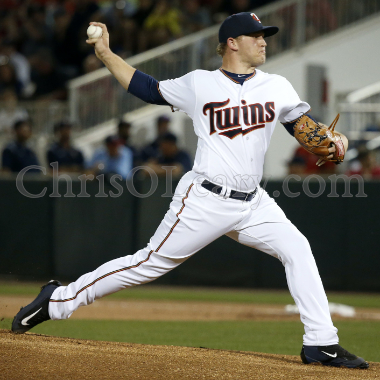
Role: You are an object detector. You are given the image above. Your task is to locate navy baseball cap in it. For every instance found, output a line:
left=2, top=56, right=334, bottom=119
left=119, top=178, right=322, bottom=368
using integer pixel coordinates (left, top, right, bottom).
left=219, top=12, right=279, bottom=43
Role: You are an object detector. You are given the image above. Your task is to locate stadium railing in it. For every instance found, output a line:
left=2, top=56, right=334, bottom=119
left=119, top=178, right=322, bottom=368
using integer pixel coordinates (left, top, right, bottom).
left=0, top=101, right=68, bottom=135
left=337, top=81, right=380, bottom=158
left=68, top=0, right=380, bottom=131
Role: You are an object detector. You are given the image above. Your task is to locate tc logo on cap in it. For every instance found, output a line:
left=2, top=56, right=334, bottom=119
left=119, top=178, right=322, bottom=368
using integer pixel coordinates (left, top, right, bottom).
left=251, top=13, right=261, bottom=23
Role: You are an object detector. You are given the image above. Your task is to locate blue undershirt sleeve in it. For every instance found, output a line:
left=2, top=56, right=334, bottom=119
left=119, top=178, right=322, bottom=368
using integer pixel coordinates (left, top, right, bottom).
left=282, top=121, right=296, bottom=136
left=128, top=70, right=170, bottom=106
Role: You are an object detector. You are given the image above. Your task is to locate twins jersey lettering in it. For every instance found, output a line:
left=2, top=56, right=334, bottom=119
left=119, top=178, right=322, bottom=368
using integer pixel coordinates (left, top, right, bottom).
left=159, top=69, right=310, bottom=191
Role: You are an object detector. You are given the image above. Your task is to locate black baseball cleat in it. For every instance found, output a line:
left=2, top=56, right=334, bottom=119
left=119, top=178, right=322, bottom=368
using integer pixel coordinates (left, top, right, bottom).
left=301, top=344, right=369, bottom=369
left=11, top=280, right=62, bottom=334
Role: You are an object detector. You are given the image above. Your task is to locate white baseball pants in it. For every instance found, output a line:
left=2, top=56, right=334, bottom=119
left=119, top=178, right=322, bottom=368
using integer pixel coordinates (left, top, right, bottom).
left=49, top=170, right=338, bottom=346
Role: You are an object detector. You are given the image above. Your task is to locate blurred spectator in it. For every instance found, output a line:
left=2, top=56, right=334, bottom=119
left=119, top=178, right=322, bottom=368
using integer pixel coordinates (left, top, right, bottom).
left=102, top=0, right=137, bottom=23
left=0, top=0, right=358, bottom=108
left=133, top=0, right=155, bottom=53
left=278, top=0, right=337, bottom=47
left=141, top=115, right=171, bottom=162
left=47, top=121, right=85, bottom=173
left=51, top=9, right=75, bottom=77
left=63, top=0, right=101, bottom=71
left=100, top=1, right=137, bottom=57
left=2, top=119, right=40, bottom=173
left=21, top=4, right=53, bottom=57
left=0, top=8, right=20, bottom=43
left=83, top=54, right=102, bottom=74
left=288, top=146, right=337, bottom=175
left=133, top=0, right=155, bottom=29
left=0, top=0, right=338, bottom=99
left=146, top=132, right=192, bottom=177
left=0, top=88, right=28, bottom=133
left=88, top=135, right=133, bottom=179
left=140, top=0, right=182, bottom=51
left=287, top=155, right=307, bottom=176
left=180, top=0, right=211, bottom=34
left=221, top=0, right=277, bottom=14
left=0, top=39, right=31, bottom=95
left=203, top=0, right=226, bottom=22
left=29, top=49, right=68, bottom=100
left=117, top=120, right=139, bottom=166
left=0, top=60, right=23, bottom=98
left=118, top=17, right=138, bottom=57
left=305, top=0, right=338, bottom=41
left=224, top=0, right=253, bottom=15
left=347, top=146, right=380, bottom=180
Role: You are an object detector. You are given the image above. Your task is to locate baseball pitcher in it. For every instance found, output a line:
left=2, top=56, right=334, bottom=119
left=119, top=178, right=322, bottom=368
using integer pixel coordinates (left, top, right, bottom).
left=12, top=13, right=367, bottom=369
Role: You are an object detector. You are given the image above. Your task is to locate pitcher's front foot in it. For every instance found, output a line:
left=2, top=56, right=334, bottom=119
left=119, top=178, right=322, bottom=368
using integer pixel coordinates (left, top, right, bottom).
left=12, top=280, right=62, bottom=334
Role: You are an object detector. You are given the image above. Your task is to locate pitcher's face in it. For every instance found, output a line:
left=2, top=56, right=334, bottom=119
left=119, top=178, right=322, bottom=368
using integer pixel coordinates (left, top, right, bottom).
left=236, top=32, right=267, bottom=67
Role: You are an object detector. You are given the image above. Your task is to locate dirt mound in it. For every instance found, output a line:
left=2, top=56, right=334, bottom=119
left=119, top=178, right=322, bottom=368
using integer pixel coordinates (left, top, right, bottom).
left=1, top=330, right=378, bottom=380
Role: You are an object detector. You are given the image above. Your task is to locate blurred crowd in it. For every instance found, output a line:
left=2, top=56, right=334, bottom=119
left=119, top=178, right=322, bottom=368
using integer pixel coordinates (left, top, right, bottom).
left=0, top=0, right=376, bottom=114
left=3, top=112, right=380, bottom=180
left=1, top=0, right=380, bottom=180
left=1, top=114, right=192, bottom=179
left=287, top=143, right=380, bottom=179
left=0, top=0, right=278, bottom=102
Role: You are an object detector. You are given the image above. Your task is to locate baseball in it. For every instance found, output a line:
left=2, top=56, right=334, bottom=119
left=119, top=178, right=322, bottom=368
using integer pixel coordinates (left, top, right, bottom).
left=87, top=25, right=102, bottom=39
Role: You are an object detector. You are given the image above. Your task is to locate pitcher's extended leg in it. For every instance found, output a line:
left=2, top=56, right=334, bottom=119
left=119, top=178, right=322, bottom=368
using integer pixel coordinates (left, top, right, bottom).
left=49, top=250, right=188, bottom=320
left=227, top=222, right=338, bottom=346
left=49, top=178, right=240, bottom=320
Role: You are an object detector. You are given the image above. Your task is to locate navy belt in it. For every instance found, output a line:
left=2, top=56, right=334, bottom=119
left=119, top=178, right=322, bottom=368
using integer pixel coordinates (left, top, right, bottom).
left=201, top=180, right=257, bottom=202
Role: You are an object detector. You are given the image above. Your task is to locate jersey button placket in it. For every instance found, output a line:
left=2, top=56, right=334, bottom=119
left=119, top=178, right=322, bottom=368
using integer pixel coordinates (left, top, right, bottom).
left=241, top=81, right=254, bottom=165
left=238, top=82, right=244, bottom=136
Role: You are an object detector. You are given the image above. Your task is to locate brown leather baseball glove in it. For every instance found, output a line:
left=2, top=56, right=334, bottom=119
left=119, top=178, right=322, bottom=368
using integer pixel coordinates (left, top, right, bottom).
left=293, top=114, right=347, bottom=165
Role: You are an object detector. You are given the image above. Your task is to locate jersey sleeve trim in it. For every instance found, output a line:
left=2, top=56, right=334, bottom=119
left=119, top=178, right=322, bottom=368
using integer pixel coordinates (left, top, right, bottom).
left=281, top=108, right=312, bottom=136
left=158, top=71, right=196, bottom=115
left=157, top=82, right=175, bottom=112
left=282, top=107, right=312, bottom=124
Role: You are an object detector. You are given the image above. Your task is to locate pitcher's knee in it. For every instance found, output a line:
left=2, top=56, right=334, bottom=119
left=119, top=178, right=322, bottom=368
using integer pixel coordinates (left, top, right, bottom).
left=280, top=228, right=313, bottom=265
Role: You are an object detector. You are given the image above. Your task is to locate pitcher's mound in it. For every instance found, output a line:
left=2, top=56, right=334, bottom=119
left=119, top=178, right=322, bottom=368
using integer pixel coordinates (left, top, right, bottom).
left=1, top=329, right=377, bottom=380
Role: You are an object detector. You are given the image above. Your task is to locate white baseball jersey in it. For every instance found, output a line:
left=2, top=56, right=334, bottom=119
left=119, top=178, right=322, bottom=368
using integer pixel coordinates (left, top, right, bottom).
left=159, top=68, right=310, bottom=192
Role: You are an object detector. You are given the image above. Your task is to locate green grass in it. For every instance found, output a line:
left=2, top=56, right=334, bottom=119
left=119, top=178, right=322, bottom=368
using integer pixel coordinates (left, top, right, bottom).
left=1, top=318, right=379, bottom=362
left=1, top=283, right=379, bottom=308
left=2, top=284, right=378, bottom=361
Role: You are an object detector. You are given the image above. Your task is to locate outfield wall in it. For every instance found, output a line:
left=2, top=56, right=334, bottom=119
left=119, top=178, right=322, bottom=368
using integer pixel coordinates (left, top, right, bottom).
left=0, top=177, right=377, bottom=292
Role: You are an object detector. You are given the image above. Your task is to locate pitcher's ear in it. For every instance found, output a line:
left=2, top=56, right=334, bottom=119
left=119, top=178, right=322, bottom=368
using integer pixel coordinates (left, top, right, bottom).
left=226, top=37, right=239, bottom=52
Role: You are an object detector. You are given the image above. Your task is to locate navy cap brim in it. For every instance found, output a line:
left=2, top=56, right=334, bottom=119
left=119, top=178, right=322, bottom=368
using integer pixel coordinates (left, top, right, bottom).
left=261, top=26, right=279, bottom=38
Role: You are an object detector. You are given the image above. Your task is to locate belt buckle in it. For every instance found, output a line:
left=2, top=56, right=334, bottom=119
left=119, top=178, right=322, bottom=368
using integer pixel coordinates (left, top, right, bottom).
left=244, top=193, right=249, bottom=202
